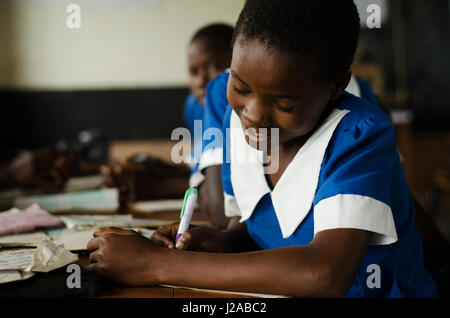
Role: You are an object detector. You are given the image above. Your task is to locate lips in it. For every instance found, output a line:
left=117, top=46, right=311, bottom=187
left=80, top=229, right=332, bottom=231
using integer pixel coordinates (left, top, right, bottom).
left=244, top=127, right=268, bottom=142
left=242, top=125, right=279, bottom=144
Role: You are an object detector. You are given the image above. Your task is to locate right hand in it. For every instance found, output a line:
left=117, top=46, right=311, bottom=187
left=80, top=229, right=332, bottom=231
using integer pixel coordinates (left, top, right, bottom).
left=150, top=222, right=230, bottom=253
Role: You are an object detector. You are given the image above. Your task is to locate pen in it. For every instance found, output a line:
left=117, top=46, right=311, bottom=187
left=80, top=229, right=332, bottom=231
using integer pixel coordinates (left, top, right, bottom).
left=175, top=187, right=198, bottom=243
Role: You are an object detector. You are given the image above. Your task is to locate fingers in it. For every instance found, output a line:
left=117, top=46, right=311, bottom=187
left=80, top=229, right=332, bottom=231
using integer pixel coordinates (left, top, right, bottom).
left=175, top=231, right=193, bottom=250
left=150, top=231, right=175, bottom=249
left=87, top=236, right=102, bottom=252
left=89, top=250, right=99, bottom=264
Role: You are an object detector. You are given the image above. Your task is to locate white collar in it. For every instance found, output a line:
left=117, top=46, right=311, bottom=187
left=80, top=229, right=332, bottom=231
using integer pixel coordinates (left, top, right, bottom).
left=345, top=75, right=361, bottom=98
left=230, top=108, right=351, bottom=238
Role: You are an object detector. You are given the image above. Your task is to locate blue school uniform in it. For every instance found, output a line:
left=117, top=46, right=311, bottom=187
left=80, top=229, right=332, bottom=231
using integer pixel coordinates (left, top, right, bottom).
left=183, top=93, right=204, bottom=183
left=188, top=71, right=230, bottom=187
left=221, top=92, right=438, bottom=298
left=346, top=75, right=379, bottom=107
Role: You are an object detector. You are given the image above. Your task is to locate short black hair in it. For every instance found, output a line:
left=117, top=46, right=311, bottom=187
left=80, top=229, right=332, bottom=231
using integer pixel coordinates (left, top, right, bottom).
left=191, top=23, right=234, bottom=54
left=232, top=0, right=360, bottom=82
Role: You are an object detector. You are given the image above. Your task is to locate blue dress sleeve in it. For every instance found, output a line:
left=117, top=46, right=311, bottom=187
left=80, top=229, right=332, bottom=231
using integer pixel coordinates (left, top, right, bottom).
left=313, top=112, right=399, bottom=245
left=199, top=72, right=230, bottom=170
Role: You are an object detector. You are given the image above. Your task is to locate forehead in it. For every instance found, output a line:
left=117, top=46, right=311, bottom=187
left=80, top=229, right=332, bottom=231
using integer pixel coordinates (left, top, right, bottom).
left=231, top=40, right=320, bottom=93
left=188, top=38, right=215, bottom=61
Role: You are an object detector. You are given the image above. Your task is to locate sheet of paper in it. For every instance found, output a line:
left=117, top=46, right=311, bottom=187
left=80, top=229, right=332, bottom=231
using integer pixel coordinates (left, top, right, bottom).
left=0, top=204, right=62, bottom=236
left=0, top=242, right=78, bottom=284
left=0, top=231, right=51, bottom=247
left=131, top=200, right=185, bottom=213
left=60, top=214, right=168, bottom=230
left=0, top=270, right=34, bottom=284
left=64, top=175, right=105, bottom=192
left=53, top=230, right=96, bottom=251
left=0, top=248, right=36, bottom=270
left=136, top=228, right=156, bottom=239
left=28, top=242, right=79, bottom=272
left=14, top=188, right=119, bottom=213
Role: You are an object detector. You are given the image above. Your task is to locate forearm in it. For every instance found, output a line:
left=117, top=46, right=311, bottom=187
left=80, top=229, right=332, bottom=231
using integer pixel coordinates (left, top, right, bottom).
left=151, top=228, right=371, bottom=297
left=155, top=245, right=332, bottom=298
left=204, top=165, right=228, bottom=230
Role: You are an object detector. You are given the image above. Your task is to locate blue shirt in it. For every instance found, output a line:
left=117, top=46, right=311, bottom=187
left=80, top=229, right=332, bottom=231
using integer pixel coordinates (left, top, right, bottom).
left=183, top=93, right=204, bottom=177
left=221, top=92, right=438, bottom=298
left=188, top=72, right=230, bottom=186
left=183, top=93, right=204, bottom=137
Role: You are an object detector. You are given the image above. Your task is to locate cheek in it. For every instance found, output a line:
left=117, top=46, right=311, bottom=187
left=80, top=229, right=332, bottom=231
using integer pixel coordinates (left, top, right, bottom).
left=226, top=83, right=241, bottom=110
left=189, top=76, right=198, bottom=90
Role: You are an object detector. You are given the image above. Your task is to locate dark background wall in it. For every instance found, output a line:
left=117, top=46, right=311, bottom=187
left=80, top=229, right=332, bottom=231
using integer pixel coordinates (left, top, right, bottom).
left=358, top=0, right=450, bottom=131
left=1, top=87, right=189, bottom=149
left=1, top=0, right=449, bottom=150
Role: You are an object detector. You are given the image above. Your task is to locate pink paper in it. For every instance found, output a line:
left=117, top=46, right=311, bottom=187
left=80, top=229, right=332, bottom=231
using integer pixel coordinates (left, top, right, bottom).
left=0, top=204, right=62, bottom=236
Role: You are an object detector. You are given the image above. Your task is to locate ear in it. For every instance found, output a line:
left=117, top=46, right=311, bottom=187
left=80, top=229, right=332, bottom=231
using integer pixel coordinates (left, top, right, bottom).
left=330, top=71, right=352, bottom=101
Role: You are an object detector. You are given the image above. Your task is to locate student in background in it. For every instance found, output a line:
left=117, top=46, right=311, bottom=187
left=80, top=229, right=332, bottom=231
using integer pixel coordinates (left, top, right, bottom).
left=183, top=23, right=234, bottom=229
left=88, top=0, right=438, bottom=297
left=101, top=24, right=234, bottom=220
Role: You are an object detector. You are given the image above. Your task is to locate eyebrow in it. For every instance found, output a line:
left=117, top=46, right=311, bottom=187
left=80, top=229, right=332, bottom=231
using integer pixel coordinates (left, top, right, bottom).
left=230, top=70, right=251, bottom=88
left=231, top=70, right=302, bottom=101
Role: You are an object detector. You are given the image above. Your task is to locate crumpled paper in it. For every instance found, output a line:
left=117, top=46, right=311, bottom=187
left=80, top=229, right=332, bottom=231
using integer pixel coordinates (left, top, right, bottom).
left=26, top=242, right=79, bottom=272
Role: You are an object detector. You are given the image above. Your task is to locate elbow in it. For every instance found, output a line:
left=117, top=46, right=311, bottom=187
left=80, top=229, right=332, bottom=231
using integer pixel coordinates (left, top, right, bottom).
left=291, top=264, right=350, bottom=298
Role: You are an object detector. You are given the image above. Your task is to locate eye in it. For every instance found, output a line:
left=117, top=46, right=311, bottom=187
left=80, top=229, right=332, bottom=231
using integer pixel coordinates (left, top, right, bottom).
left=189, top=68, right=198, bottom=77
left=232, top=83, right=251, bottom=96
left=274, top=104, right=296, bottom=114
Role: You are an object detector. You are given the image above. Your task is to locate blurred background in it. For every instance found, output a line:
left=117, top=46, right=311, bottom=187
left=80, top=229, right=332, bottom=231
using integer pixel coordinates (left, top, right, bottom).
left=0, top=0, right=449, bottom=260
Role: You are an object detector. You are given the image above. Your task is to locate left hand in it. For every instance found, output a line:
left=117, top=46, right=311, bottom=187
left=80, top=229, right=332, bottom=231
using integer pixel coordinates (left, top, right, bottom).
left=87, top=233, right=165, bottom=286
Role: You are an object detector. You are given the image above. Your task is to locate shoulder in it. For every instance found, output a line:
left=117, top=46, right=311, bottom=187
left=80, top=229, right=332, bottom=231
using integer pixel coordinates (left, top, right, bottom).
left=204, top=71, right=231, bottom=122
left=335, top=92, right=392, bottom=136
left=206, top=71, right=229, bottom=97
left=222, top=105, right=234, bottom=128
left=184, top=93, right=200, bottom=110
left=209, top=71, right=230, bottom=88
left=327, top=92, right=396, bottom=161
left=355, top=77, right=379, bottom=107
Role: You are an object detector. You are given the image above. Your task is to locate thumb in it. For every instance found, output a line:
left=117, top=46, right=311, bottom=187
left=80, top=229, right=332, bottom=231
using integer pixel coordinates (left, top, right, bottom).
left=175, top=231, right=195, bottom=250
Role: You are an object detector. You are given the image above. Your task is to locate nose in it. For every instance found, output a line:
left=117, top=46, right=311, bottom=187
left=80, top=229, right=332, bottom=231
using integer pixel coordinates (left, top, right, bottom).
left=196, top=69, right=209, bottom=90
left=241, top=98, right=271, bottom=128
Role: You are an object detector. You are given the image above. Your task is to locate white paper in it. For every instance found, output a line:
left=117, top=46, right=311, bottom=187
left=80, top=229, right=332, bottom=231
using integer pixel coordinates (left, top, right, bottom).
left=0, top=231, right=51, bottom=247
left=0, top=248, right=36, bottom=270
left=14, top=188, right=119, bottom=212
left=64, top=175, right=105, bottom=192
left=60, top=214, right=168, bottom=230
left=136, top=228, right=156, bottom=239
left=132, top=200, right=185, bottom=213
left=27, top=242, right=79, bottom=272
left=53, top=230, right=96, bottom=251
left=0, top=270, right=34, bottom=284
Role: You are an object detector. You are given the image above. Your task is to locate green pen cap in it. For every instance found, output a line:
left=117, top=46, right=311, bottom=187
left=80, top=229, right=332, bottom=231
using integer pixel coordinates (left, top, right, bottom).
left=180, top=187, right=199, bottom=218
